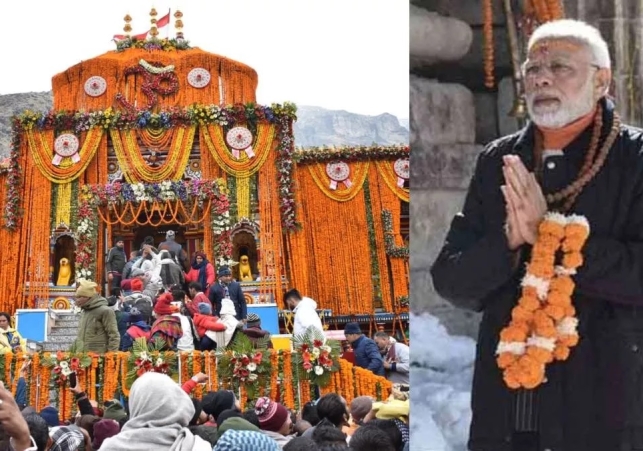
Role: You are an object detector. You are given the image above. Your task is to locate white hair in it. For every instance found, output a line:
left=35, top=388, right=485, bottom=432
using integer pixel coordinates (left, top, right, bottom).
left=528, top=19, right=611, bottom=69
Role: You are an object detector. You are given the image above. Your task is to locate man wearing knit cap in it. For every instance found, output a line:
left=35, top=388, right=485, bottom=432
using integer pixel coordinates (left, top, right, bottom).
left=39, top=406, right=60, bottom=428
left=214, top=429, right=281, bottom=451
left=254, top=397, right=294, bottom=447
left=344, top=322, right=384, bottom=376
left=91, top=419, right=120, bottom=450
left=241, top=313, right=274, bottom=348
left=49, top=426, right=85, bottom=451
left=73, top=279, right=120, bottom=353
left=209, top=266, right=247, bottom=322
left=105, top=236, right=126, bottom=294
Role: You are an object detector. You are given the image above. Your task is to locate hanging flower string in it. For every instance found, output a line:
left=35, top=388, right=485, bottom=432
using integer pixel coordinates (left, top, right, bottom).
left=496, top=213, right=590, bottom=389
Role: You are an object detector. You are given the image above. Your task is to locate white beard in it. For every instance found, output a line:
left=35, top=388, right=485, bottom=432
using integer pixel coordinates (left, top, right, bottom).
left=526, top=77, right=597, bottom=129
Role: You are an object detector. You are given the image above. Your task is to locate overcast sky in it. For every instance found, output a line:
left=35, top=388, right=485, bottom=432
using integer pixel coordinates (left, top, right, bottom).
left=0, top=1, right=409, bottom=119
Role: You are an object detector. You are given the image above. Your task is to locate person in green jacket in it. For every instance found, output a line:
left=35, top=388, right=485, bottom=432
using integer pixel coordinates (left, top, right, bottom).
left=74, top=279, right=120, bottom=353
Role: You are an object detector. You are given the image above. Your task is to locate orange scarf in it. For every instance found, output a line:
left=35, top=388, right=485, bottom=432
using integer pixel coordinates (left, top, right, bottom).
left=537, top=106, right=597, bottom=150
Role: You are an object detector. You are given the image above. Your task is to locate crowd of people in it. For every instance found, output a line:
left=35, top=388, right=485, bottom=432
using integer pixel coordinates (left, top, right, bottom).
left=0, top=231, right=411, bottom=449
left=0, top=361, right=410, bottom=451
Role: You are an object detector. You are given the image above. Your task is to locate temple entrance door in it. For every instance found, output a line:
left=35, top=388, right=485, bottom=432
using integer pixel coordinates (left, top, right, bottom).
left=132, top=225, right=188, bottom=250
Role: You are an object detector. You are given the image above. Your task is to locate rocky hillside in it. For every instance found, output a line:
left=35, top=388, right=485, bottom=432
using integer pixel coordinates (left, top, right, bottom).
left=293, top=105, right=409, bottom=147
left=0, top=92, right=408, bottom=157
left=0, top=92, right=53, bottom=158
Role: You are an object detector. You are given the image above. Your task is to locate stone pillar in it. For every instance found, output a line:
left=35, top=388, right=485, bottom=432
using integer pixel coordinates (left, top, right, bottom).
left=410, top=7, right=483, bottom=337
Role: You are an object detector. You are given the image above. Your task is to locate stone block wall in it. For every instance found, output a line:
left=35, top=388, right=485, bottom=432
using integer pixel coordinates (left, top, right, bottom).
left=410, top=4, right=521, bottom=337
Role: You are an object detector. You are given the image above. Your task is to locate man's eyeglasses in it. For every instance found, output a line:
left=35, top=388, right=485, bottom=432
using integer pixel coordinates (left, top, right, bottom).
left=522, top=61, right=601, bottom=79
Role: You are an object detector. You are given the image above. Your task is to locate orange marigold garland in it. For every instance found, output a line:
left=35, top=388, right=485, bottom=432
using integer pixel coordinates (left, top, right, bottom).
left=483, top=0, right=495, bottom=88
left=496, top=213, right=590, bottom=389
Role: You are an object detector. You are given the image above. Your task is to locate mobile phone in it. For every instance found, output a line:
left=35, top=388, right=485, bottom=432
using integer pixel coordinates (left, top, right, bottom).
left=69, top=371, right=77, bottom=388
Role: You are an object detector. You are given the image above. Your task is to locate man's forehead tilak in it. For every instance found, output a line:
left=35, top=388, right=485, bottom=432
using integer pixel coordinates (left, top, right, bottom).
left=527, top=39, right=587, bottom=61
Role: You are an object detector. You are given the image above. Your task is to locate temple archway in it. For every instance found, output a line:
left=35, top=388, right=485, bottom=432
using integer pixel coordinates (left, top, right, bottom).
left=52, top=232, right=76, bottom=286
left=230, top=219, right=259, bottom=281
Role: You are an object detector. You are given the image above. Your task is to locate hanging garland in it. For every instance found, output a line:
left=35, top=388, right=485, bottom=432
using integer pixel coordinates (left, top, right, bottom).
left=75, top=180, right=229, bottom=279
left=200, top=124, right=275, bottom=177
left=3, top=123, right=23, bottom=230
left=26, top=128, right=104, bottom=183
left=307, top=161, right=370, bottom=202
left=109, top=126, right=195, bottom=183
left=382, top=210, right=409, bottom=259
left=294, top=144, right=408, bottom=163
left=364, top=179, right=384, bottom=308
left=483, top=0, right=566, bottom=88
left=496, top=213, right=589, bottom=389
left=375, top=160, right=409, bottom=202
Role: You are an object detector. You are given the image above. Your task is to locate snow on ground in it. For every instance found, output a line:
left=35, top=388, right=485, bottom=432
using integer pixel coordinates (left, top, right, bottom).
left=411, top=313, right=476, bottom=451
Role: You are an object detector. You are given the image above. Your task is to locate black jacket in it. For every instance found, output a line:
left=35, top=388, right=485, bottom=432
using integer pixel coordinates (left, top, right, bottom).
left=208, top=280, right=248, bottom=320
left=431, top=99, right=643, bottom=451
left=106, top=247, right=126, bottom=275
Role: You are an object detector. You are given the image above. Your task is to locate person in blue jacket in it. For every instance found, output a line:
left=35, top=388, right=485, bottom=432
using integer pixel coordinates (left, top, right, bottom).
left=344, top=322, right=384, bottom=376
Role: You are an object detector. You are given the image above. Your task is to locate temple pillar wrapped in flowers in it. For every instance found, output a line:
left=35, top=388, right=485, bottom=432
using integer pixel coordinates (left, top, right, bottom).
left=0, top=10, right=407, bottom=411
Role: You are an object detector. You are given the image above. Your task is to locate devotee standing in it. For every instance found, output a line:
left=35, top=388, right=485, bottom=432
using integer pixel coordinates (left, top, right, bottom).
left=283, top=289, right=324, bottom=337
left=209, top=266, right=247, bottom=323
left=159, top=230, right=189, bottom=271
left=105, top=236, right=126, bottom=293
left=431, top=19, right=643, bottom=451
left=74, top=279, right=120, bottom=352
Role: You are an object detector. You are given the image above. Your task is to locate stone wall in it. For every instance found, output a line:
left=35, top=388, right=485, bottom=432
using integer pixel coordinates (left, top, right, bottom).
left=409, top=4, right=513, bottom=337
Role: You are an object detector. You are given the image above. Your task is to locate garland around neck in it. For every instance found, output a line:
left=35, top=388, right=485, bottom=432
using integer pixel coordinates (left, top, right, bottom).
left=496, top=212, right=590, bottom=389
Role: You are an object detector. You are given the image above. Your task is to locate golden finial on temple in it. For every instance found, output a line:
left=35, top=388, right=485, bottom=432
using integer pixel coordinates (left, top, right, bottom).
left=123, top=14, right=132, bottom=37
left=174, top=10, right=184, bottom=40
left=149, top=7, right=159, bottom=38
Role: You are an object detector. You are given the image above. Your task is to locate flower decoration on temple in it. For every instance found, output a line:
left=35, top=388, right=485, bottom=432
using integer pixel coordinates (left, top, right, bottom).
left=211, top=184, right=234, bottom=261
left=53, top=134, right=80, bottom=166
left=117, top=61, right=179, bottom=111
left=43, top=348, right=92, bottom=387
left=4, top=103, right=302, bottom=231
left=187, top=68, right=210, bottom=88
left=325, top=161, right=352, bottom=190
left=393, top=157, right=409, bottom=187
left=292, top=326, right=341, bottom=387
left=84, top=76, right=107, bottom=97
left=115, top=36, right=191, bottom=52
left=74, top=180, right=230, bottom=278
left=216, top=333, right=272, bottom=399
left=226, top=126, right=255, bottom=159
left=382, top=210, right=409, bottom=259
left=139, top=59, right=175, bottom=74
left=293, top=144, right=409, bottom=164
left=496, top=213, right=589, bottom=389
left=126, top=338, right=177, bottom=389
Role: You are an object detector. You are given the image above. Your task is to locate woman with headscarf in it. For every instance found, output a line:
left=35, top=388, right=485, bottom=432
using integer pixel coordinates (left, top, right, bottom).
left=185, top=252, right=215, bottom=292
left=0, top=312, right=26, bottom=354
left=100, top=372, right=212, bottom=451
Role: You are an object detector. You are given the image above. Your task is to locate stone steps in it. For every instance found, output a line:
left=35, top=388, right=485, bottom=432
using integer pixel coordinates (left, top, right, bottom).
left=42, top=312, right=80, bottom=352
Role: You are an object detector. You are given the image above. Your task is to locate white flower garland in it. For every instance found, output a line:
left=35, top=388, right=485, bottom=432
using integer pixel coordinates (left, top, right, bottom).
left=139, top=59, right=175, bottom=74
